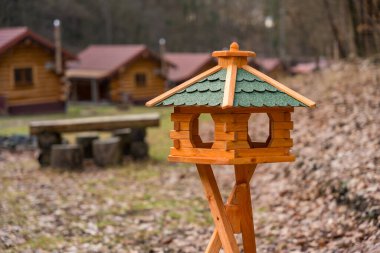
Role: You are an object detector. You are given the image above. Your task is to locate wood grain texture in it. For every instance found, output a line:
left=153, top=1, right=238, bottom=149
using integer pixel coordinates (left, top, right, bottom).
left=109, top=57, right=165, bottom=102
left=236, top=183, right=257, bottom=253
left=30, top=113, right=159, bottom=135
left=272, top=121, right=294, bottom=130
left=197, top=164, right=239, bottom=253
left=170, top=147, right=235, bottom=158
left=222, top=64, right=237, bottom=109
left=0, top=42, right=65, bottom=107
left=206, top=164, right=256, bottom=252
left=168, top=154, right=295, bottom=164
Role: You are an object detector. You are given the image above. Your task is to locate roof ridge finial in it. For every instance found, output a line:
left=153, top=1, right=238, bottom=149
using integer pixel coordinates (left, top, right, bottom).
left=230, top=42, right=239, bottom=51
left=212, top=43, right=256, bottom=59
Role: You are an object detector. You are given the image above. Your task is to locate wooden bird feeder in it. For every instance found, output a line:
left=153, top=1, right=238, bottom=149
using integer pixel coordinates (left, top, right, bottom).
left=146, top=42, right=316, bottom=253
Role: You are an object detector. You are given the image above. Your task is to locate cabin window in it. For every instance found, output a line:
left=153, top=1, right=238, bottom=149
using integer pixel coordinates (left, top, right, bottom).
left=14, top=67, right=33, bottom=86
left=248, top=113, right=271, bottom=148
left=135, top=73, right=147, bottom=87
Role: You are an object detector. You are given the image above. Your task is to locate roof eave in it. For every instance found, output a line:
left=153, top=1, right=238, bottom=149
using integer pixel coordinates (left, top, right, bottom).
left=242, top=65, right=316, bottom=108
left=105, top=47, right=175, bottom=80
left=169, top=58, right=216, bottom=83
left=146, top=65, right=223, bottom=107
left=0, top=28, right=76, bottom=60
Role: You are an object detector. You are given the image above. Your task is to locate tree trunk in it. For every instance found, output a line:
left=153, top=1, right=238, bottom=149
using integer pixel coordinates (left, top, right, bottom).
left=51, top=144, right=83, bottom=170
left=347, top=0, right=380, bottom=57
left=93, top=137, right=122, bottom=167
left=323, top=0, right=347, bottom=58
left=348, top=0, right=364, bottom=56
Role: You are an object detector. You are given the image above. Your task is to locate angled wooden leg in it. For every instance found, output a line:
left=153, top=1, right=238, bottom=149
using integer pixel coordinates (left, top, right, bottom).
left=236, top=183, right=256, bottom=253
left=205, top=164, right=257, bottom=252
left=205, top=230, right=221, bottom=253
left=206, top=202, right=241, bottom=252
left=235, top=165, right=256, bottom=253
left=197, top=164, right=239, bottom=253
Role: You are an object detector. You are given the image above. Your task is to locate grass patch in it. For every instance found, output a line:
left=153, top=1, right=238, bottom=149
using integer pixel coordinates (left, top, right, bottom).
left=23, top=235, right=64, bottom=250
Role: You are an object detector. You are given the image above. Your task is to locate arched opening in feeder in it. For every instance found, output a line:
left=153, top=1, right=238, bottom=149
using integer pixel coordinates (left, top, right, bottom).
left=190, top=113, right=214, bottom=149
left=248, top=113, right=271, bottom=148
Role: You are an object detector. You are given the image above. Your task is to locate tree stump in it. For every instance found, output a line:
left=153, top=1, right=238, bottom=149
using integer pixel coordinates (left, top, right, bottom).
left=76, top=132, right=99, bottom=159
left=51, top=144, right=83, bottom=170
left=112, top=128, right=132, bottom=155
left=37, top=132, right=62, bottom=166
left=130, top=141, right=149, bottom=160
left=93, top=137, right=122, bottom=167
left=130, top=127, right=146, bottom=142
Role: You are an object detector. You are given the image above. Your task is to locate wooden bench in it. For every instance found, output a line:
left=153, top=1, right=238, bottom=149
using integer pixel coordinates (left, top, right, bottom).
left=29, top=113, right=160, bottom=166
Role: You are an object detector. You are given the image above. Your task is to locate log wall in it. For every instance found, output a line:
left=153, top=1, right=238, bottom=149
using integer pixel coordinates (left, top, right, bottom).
left=110, top=58, right=165, bottom=102
left=168, top=107, right=294, bottom=165
left=0, top=41, right=64, bottom=108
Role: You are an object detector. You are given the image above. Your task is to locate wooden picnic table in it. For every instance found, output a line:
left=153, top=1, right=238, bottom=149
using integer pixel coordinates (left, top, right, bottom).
left=30, top=113, right=160, bottom=135
left=29, top=113, right=160, bottom=166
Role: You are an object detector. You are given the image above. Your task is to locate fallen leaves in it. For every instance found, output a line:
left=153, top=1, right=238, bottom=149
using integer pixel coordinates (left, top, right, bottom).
left=0, top=60, right=379, bottom=252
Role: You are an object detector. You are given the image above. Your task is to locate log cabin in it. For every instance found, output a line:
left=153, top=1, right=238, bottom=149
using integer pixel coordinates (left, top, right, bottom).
left=250, top=57, right=287, bottom=78
left=290, top=58, right=329, bottom=75
left=0, top=26, right=75, bottom=114
left=165, top=53, right=216, bottom=86
left=66, top=45, right=173, bottom=104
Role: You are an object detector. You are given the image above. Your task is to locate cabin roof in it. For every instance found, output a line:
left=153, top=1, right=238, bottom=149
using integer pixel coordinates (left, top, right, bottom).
left=66, top=45, right=173, bottom=80
left=0, top=26, right=75, bottom=59
left=166, top=53, right=215, bottom=83
left=290, top=59, right=329, bottom=75
left=146, top=42, right=316, bottom=109
left=253, top=58, right=283, bottom=72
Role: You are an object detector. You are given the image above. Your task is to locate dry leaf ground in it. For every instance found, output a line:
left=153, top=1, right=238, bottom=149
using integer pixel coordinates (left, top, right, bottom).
left=0, top=60, right=379, bottom=252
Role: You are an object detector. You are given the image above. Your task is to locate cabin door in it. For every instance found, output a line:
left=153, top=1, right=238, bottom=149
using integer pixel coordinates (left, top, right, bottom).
left=98, top=80, right=110, bottom=101
left=74, top=80, right=92, bottom=101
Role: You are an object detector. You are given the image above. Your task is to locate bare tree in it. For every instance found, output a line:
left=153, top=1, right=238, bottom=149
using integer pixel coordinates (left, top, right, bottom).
left=323, top=0, right=348, bottom=58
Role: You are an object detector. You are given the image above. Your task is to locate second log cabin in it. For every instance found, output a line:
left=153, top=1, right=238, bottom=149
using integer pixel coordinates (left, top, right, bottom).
left=66, top=45, right=173, bottom=104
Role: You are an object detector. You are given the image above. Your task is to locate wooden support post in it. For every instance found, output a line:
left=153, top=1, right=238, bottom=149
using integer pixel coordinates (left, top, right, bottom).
left=205, top=164, right=256, bottom=253
left=197, top=164, right=239, bottom=253
left=236, top=184, right=256, bottom=253
left=72, top=82, right=78, bottom=101
left=91, top=79, right=99, bottom=103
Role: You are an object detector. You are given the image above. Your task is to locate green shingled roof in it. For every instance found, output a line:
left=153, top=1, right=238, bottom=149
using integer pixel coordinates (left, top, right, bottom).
left=156, top=68, right=306, bottom=107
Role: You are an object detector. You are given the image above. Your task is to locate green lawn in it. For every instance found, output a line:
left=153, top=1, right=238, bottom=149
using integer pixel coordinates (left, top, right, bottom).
left=0, top=104, right=173, bottom=161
